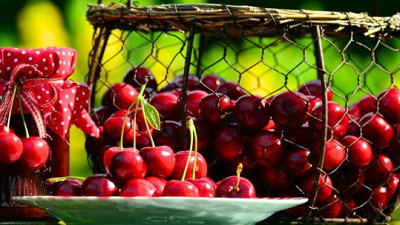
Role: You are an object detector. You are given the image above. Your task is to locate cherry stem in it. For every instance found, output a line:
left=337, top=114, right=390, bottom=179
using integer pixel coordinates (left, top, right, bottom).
left=140, top=101, right=155, bottom=147
left=17, top=88, right=29, bottom=138
left=46, top=176, right=86, bottom=185
left=233, top=163, right=243, bottom=193
left=6, top=85, right=18, bottom=130
left=132, top=101, right=139, bottom=150
left=181, top=119, right=194, bottom=181
left=189, top=120, right=198, bottom=180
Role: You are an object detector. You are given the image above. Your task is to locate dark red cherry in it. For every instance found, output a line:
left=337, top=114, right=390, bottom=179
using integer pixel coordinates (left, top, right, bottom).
left=0, top=132, right=23, bottom=165
left=91, top=106, right=111, bottom=126
left=358, top=95, right=377, bottom=117
left=199, top=74, right=225, bottom=92
left=355, top=186, right=389, bottom=216
left=365, top=154, right=394, bottom=189
left=298, top=80, right=332, bottom=100
left=81, top=174, right=118, bottom=196
left=119, top=179, right=158, bottom=197
left=145, top=176, right=167, bottom=196
left=270, top=91, right=308, bottom=129
left=331, top=166, right=364, bottom=196
left=103, top=116, right=137, bottom=144
left=309, top=101, right=348, bottom=139
left=314, top=139, right=345, bottom=171
left=170, top=151, right=207, bottom=180
left=284, top=124, right=318, bottom=149
left=123, top=66, right=157, bottom=90
left=340, top=135, right=373, bottom=169
left=233, top=95, right=270, bottom=130
left=216, top=176, right=256, bottom=198
left=139, top=146, right=175, bottom=178
left=359, top=113, right=394, bottom=148
left=102, top=83, right=138, bottom=110
left=55, top=178, right=82, bottom=197
left=339, top=197, right=355, bottom=217
left=162, top=180, right=199, bottom=197
left=199, top=93, right=231, bottom=125
left=251, top=131, right=284, bottom=168
left=150, top=92, right=179, bottom=120
left=187, top=177, right=216, bottom=197
left=216, top=81, right=246, bottom=100
left=260, top=167, right=292, bottom=191
left=103, top=147, right=137, bottom=174
left=18, top=137, right=50, bottom=172
left=316, top=194, right=341, bottom=218
left=282, top=148, right=312, bottom=179
left=386, top=173, right=399, bottom=201
left=300, top=173, right=332, bottom=202
left=110, top=150, right=147, bottom=186
left=306, top=95, right=322, bottom=112
left=184, top=90, right=208, bottom=118
left=154, top=120, right=181, bottom=152
left=378, top=89, right=400, bottom=124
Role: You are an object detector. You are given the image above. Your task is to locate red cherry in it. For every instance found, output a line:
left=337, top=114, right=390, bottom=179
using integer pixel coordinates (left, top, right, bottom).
left=110, top=150, right=147, bottom=186
left=103, top=147, right=136, bottom=174
left=91, top=106, right=111, bottom=126
left=0, top=132, right=23, bottom=165
left=348, top=101, right=361, bottom=120
left=170, top=151, right=207, bottom=180
left=55, top=178, right=82, bottom=197
left=298, top=80, right=332, bottom=100
left=260, top=167, right=292, bottom=191
left=358, top=95, right=377, bottom=117
left=218, top=137, right=247, bottom=162
left=340, top=135, right=373, bottom=169
left=81, top=174, right=119, bottom=196
left=365, top=154, right=394, bottom=189
left=378, top=89, right=400, bottom=124
left=300, top=173, right=332, bottom=202
left=145, top=176, right=167, bottom=196
left=282, top=148, right=312, bottom=179
left=316, top=194, right=342, bottom=218
left=154, top=120, right=181, bottom=152
left=309, top=101, right=349, bottom=139
left=315, top=139, right=346, bottom=171
left=119, top=179, right=158, bottom=197
left=102, top=83, right=138, bottom=110
left=339, top=197, right=355, bottom=217
left=284, top=124, right=318, bottom=149
left=233, top=95, right=270, bottom=130
left=216, top=176, right=256, bottom=198
left=216, top=81, right=246, bottom=100
left=139, top=146, right=175, bottom=178
left=162, top=180, right=200, bottom=197
left=270, top=91, right=308, bottom=129
left=356, top=186, right=388, bottom=216
left=187, top=177, right=216, bottom=197
left=386, top=173, right=399, bottom=201
left=123, top=66, right=157, bottom=90
left=183, top=90, right=208, bottom=118
left=103, top=116, right=137, bottom=144
left=252, top=131, right=284, bottom=168
left=18, top=137, right=50, bottom=172
left=150, top=92, right=179, bottom=120
left=306, top=95, right=322, bottom=111
left=359, top=113, right=394, bottom=148
left=199, top=74, right=225, bottom=92
left=199, top=93, right=231, bottom=125
left=331, top=167, right=364, bottom=196
left=345, top=120, right=360, bottom=136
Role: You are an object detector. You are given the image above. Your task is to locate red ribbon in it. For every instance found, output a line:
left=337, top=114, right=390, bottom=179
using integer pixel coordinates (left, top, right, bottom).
left=0, top=64, right=63, bottom=138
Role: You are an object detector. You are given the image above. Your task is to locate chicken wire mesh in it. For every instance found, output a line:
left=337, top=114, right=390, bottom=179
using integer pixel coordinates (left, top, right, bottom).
left=85, top=2, right=400, bottom=223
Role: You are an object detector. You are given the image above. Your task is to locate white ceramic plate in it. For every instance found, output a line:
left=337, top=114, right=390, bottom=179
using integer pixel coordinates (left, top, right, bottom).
left=13, top=196, right=307, bottom=225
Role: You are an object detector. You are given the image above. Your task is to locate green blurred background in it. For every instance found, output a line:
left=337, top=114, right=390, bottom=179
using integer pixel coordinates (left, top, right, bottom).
left=1, top=0, right=400, bottom=219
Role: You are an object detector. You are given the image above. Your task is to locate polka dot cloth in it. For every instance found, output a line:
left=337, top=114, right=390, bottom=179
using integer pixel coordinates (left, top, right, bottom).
left=0, top=47, right=99, bottom=138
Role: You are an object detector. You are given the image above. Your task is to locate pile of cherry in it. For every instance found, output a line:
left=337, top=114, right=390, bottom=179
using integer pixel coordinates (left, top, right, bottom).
left=60, top=66, right=400, bottom=219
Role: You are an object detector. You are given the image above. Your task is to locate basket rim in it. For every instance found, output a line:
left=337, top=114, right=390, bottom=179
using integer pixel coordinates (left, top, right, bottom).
left=86, top=3, right=400, bottom=37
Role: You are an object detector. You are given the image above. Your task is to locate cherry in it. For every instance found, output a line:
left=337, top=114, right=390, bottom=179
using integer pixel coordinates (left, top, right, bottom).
left=339, top=197, right=355, bottom=217
left=110, top=150, right=147, bottom=186
left=365, top=154, right=393, bottom=189
left=170, top=151, right=207, bottom=180
left=233, top=95, right=270, bottom=130
left=331, top=166, right=364, bottom=196
left=187, top=177, right=216, bottom=197
left=55, top=178, right=82, bottom=197
left=123, top=66, right=158, bottom=90
left=102, top=83, right=138, bottom=110
left=139, top=146, right=175, bottom=178
left=378, top=89, right=400, bottom=124
left=18, top=137, right=50, bottom=172
left=81, top=174, right=119, bottom=196
left=183, top=90, right=208, bottom=118
left=284, top=124, right=318, bottom=149
left=315, top=139, right=346, bottom=171
left=306, top=95, right=322, bottom=111
left=103, top=116, right=137, bottom=144
left=154, top=120, right=181, bottom=152
left=282, top=148, right=312, bottom=179
left=309, top=101, right=348, bottom=139
left=199, top=93, right=231, bottom=125
left=150, top=92, right=179, bottom=120
left=345, top=120, right=360, bottom=136
left=199, top=74, right=225, bottom=92
left=251, top=131, right=284, bottom=168
left=300, top=173, right=332, bottom=202
left=316, top=194, right=342, bottom=218
left=348, top=101, right=361, bottom=120
left=359, top=113, right=394, bottom=148
left=356, top=186, right=388, bottom=216
left=0, top=132, right=23, bottom=165
left=102, top=147, right=136, bottom=173
left=218, top=136, right=247, bottom=162
left=340, top=135, right=373, bottom=169
left=216, top=164, right=256, bottom=198
left=91, top=106, right=111, bottom=126
left=145, top=176, right=167, bottom=196
left=216, top=81, right=246, bottom=100
left=298, top=80, right=332, bottom=100
left=270, top=91, right=308, bottom=129
left=119, top=179, right=158, bottom=197
left=358, top=95, right=377, bottom=117
left=260, top=167, right=292, bottom=191
left=386, top=173, right=399, bottom=201
left=162, top=180, right=200, bottom=197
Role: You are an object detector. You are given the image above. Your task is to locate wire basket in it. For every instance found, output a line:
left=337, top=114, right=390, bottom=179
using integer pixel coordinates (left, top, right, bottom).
left=85, top=1, right=400, bottom=223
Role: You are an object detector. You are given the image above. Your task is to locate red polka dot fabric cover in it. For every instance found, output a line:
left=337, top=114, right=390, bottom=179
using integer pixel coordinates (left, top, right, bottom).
left=0, top=47, right=99, bottom=138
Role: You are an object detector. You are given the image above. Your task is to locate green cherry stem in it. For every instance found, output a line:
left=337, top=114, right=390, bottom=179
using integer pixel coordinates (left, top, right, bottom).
left=140, top=99, right=156, bottom=147
left=6, top=85, right=18, bottom=130
left=17, top=88, right=29, bottom=138
left=190, top=122, right=198, bottom=180
left=132, top=100, right=139, bottom=150
left=181, top=119, right=194, bottom=181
